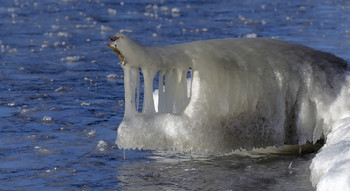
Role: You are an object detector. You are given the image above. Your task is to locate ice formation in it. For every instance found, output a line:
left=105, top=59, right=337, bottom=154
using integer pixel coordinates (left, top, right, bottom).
left=107, top=34, right=350, bottom=190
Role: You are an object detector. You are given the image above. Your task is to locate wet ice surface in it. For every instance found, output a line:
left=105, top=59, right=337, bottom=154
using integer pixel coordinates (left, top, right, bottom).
left=1, top=0, right=350, bottom=190
left=118, top=152, right=315, bottom=191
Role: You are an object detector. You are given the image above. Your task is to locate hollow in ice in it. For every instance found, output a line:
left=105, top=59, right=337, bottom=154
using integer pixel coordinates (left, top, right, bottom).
left=107, top=34, right=350, bottom=190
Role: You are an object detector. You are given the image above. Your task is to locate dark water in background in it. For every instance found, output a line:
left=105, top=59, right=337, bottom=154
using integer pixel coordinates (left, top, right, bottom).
left=1, top=0, right=350, bottom=190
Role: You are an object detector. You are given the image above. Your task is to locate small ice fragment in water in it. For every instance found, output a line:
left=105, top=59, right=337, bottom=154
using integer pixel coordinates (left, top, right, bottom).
left=245, top=33, right=258, bottom=38
left=81, top=102, right=91, bottom=106
left=42, top=116, right=52, bottom=122
left=57, top=32, right=69, bottom=38
left=87, top=129, right=96, bottom=137
left=20, top=109, right=31, bottom=115
left=34, top=146, right=53, bottom=155
left=7, top=103, right=15, bottom=107
left=171, top=8, right=180, bottom=17
left=84, top=77, right=94, bottom=83
left=100, top=25, right=113, bottom=32
left=107, top=73, right=117, bottom=81
left=238, top=15, right=246, bottom=21
left=97, top=140, right=107, bottom=152
left=45, top=166, right=58, bottom=173
left=61, top=56, right=85, bottom=63
left=108, top=8, right=117, bottom=15
left=55, top=86, right=73, bottom=93
left=119, top=29, right=133, bottom=33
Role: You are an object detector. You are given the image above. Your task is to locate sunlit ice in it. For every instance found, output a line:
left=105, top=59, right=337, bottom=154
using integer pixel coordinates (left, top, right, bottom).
left=108, top=33, right=350, bottom=190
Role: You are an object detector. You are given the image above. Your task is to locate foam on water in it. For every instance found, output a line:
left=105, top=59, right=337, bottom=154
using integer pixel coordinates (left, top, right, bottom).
left=108, top=34, right=350, bottom=190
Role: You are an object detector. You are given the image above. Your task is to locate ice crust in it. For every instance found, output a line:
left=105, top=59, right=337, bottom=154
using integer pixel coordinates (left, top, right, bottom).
left=107, top=34, right=350, bottom=189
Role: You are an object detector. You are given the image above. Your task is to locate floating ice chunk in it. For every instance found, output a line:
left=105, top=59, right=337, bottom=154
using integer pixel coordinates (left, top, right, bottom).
left=107, top=8, right=117, bottom=15
left=57, top=32, right=69, bottom=38
left=171, top=8, right=180, bottom=17
left=101, top=25, right=113, bottom=32
left=119, top=29, right=133, bottom=33
left=97, top=140, right=108, bottom=152
left=61, top=56, right=85, bottom=63
left=42, top=116, right=52, bottom=122
left=55, top=86, right=73, bottom=93
left=107, top=73, right=117, bottom=81
left=245, top=33, right=258, bottom=38
left=20, top=109, right=31, bottom=115
left=34, top=146, right=54, bottom=155
left=81, top=102, right=91, bottom=106
left=45, top=166, right=58, bottom=173
left=84, top=77, right=94, bottom=83
left=87, top=129, right=96, bottom=137
left=8, top=48, right=17, bottom=54
left=238, top=15, right=246, bottom=21
left=7, top=103, right=15, bottom=107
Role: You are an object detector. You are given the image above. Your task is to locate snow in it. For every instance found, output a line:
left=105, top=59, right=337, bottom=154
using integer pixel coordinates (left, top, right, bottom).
left=310, top=117, right=350, bottom=190
left=108, top=34, right=350, bottom=190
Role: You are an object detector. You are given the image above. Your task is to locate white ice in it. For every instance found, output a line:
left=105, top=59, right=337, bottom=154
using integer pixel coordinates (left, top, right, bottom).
left=107, top=34, right=350, bottom=190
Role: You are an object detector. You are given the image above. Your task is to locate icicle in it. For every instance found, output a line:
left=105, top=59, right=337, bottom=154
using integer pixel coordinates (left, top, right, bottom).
left=182, top=69, right=189, bottom=102
left=164, top=69, right=176, bottom=113
left=135, top=68, right=140, bottom=112
left=173, top=69, right=188, bottom=114
left=130, top=68, right=138, bottom=111
left=158, top=71, right=165, bottom=113
left=187, top=68, right=192, bottom=98
left=141, top=67, right=157, bottom=114
left=122, top=66, right=135, bottom=117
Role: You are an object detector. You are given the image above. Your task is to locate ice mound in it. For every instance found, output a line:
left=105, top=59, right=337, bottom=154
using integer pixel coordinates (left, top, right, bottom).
left=107, top=34, right=350, bottom=189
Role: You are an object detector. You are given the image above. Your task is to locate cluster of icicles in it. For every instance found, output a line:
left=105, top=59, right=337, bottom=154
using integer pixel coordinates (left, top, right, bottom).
left=123, top=66, right=191, bottom=117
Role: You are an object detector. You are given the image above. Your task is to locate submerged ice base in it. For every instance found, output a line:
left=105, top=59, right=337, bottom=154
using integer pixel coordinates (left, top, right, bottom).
left=107, top=34, right=350, bottom=190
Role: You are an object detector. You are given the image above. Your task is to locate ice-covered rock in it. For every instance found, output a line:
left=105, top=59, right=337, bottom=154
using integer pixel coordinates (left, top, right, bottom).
left=107, top=34, right=350, bottom=189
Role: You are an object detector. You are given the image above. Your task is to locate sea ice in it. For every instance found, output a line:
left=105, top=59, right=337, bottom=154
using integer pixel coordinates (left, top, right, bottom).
left=107, top=34, right=350, bottom=190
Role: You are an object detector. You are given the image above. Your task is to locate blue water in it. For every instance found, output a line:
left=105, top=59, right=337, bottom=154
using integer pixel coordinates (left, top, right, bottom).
left=1, top=0, right=350, bottom=190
